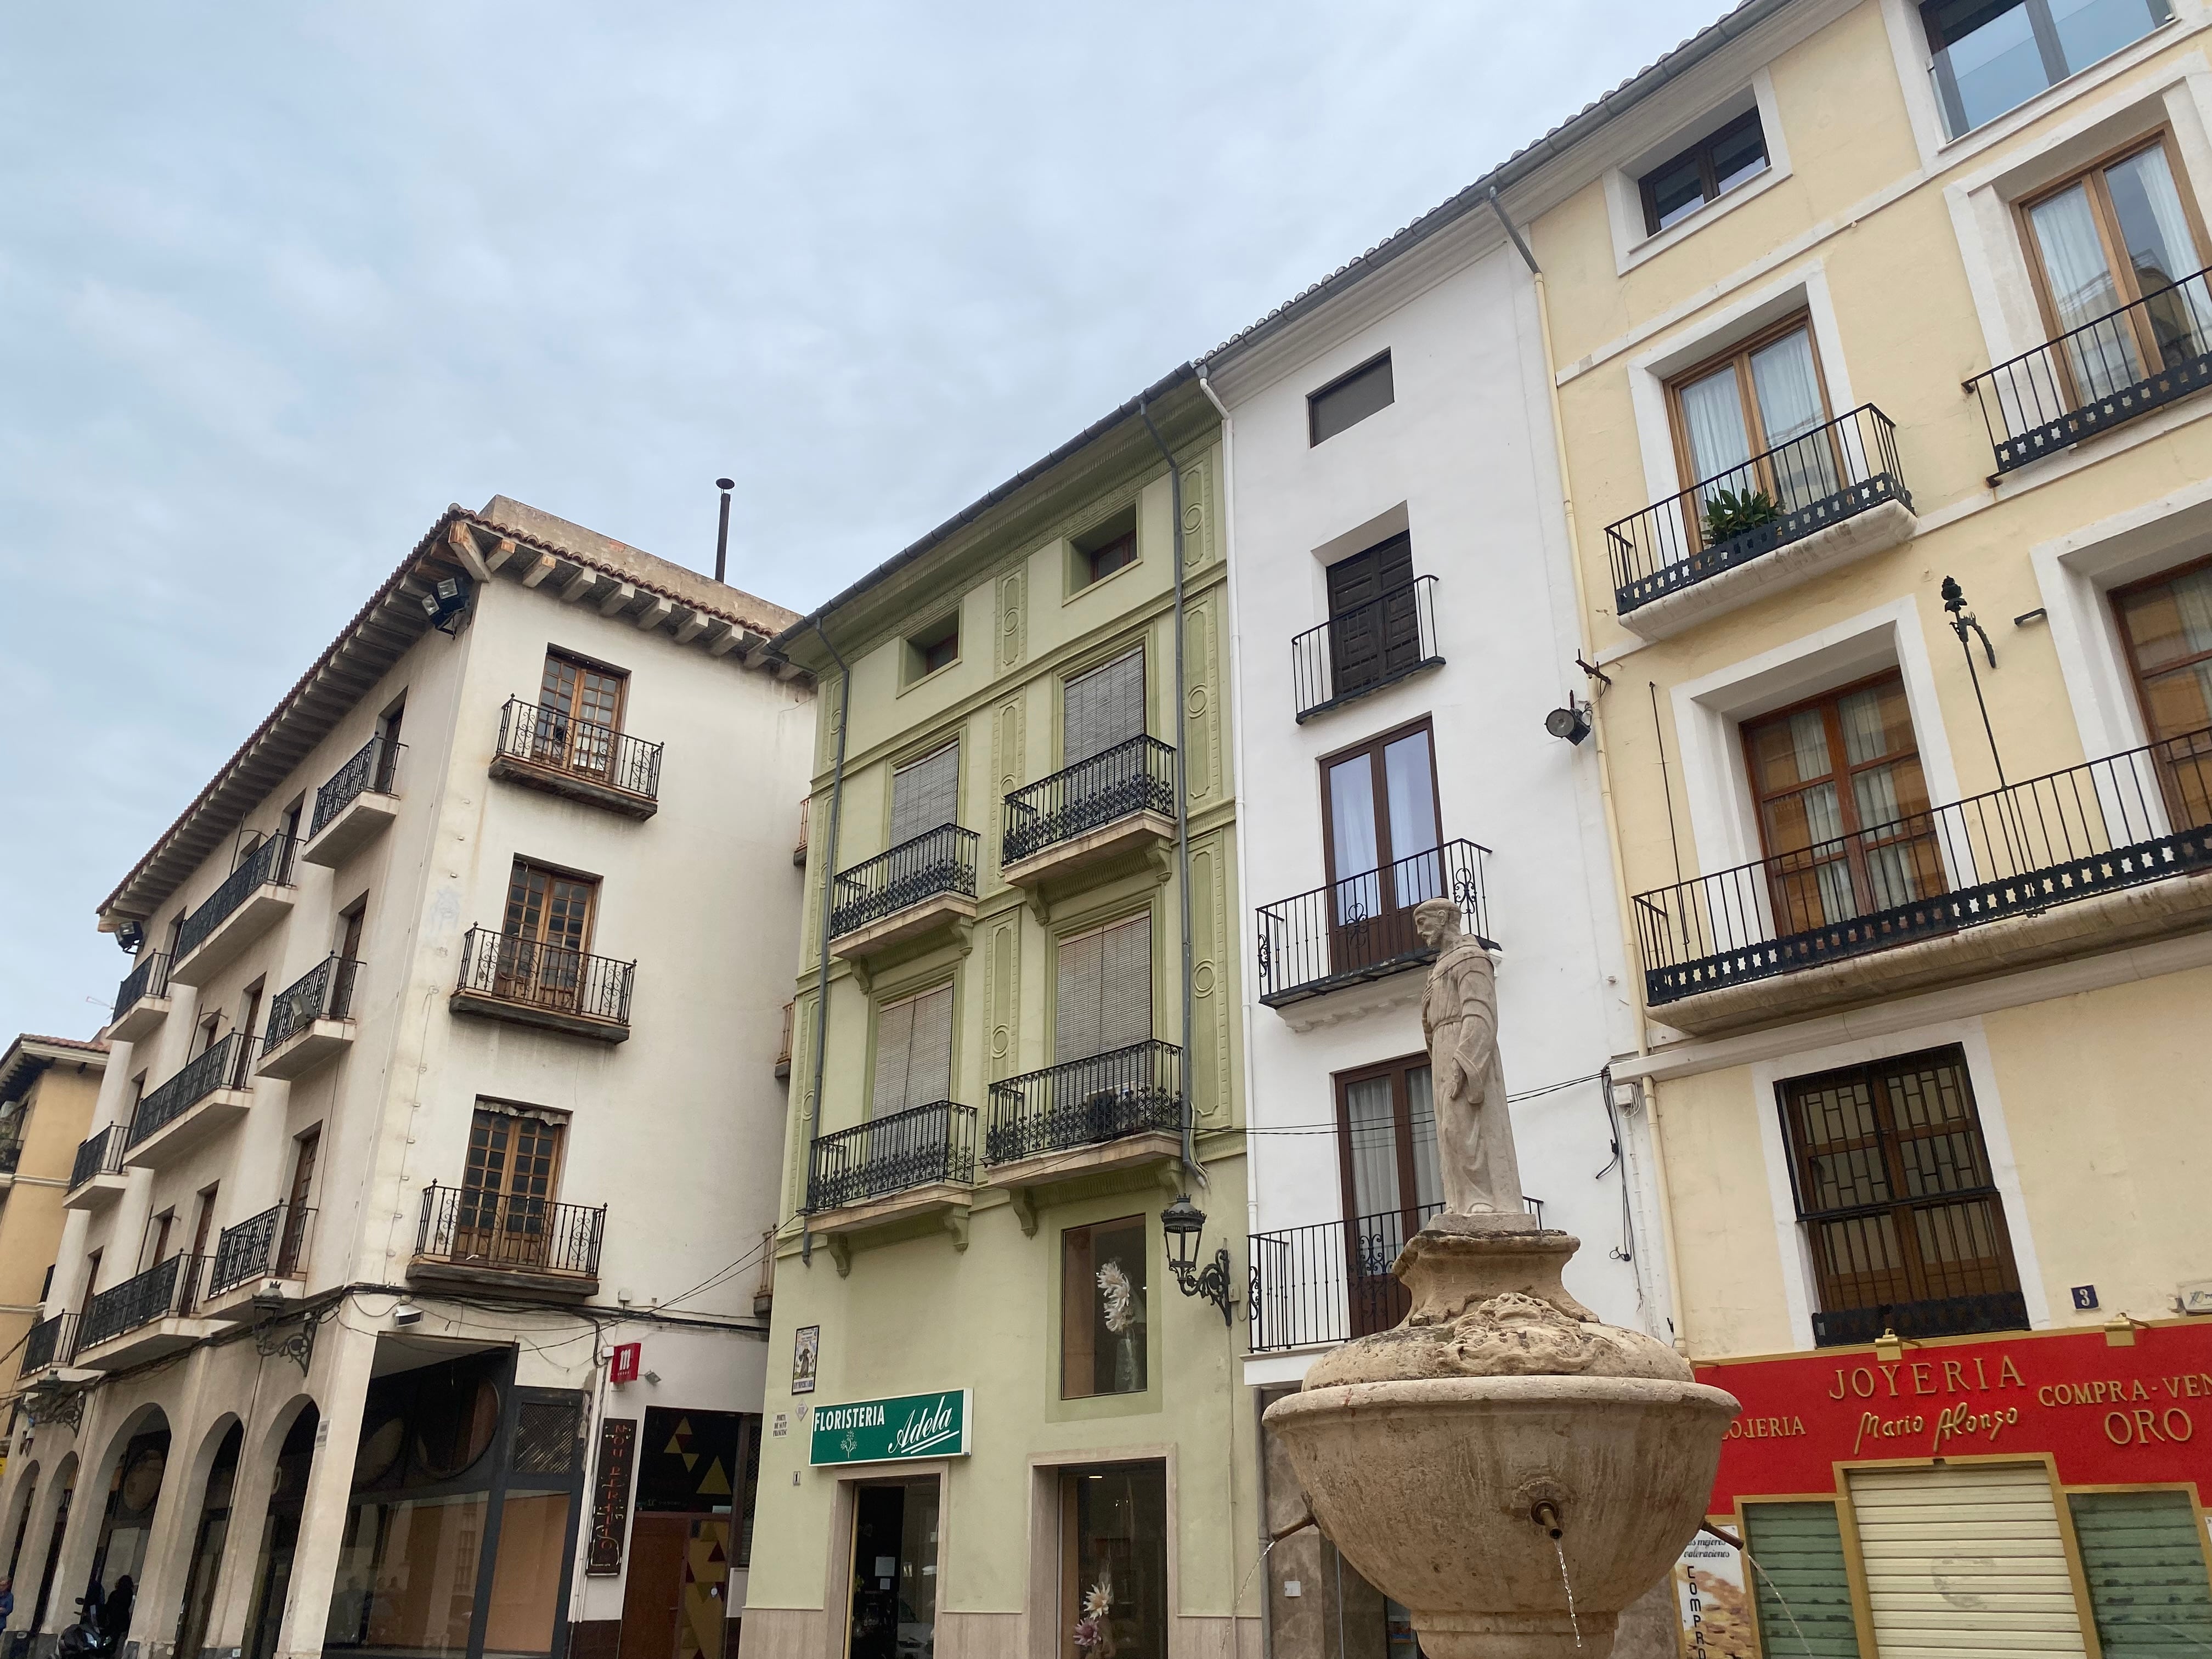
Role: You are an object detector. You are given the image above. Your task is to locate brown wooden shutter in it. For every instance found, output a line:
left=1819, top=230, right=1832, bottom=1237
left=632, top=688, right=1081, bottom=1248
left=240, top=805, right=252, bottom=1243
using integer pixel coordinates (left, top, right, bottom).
left=1057, top=913, right=1151, bottom=1062
left=871, top=997, right=917, bottom=1117
left=889, top=743, right=960, bottom=848
left=873, top=985, right=953, bottom=1114
left=1063, top=651, right=1145, bottom=766
left=1056, top=929, right=1104, bottom=1062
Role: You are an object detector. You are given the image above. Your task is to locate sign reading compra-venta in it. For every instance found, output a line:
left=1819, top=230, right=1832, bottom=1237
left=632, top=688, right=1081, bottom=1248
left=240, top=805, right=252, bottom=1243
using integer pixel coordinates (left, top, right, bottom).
left=810, top=1390, right=972, bottom=1466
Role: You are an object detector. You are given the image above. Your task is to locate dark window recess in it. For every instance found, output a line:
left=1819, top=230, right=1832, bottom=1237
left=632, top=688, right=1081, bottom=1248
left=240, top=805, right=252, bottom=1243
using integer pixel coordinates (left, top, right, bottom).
left=907, top=616, right=959, bottom=680
left=1308, top=352, right=1395, bottom=445
left=1324, top=534, right=1424, bottom=696
left=1640, top=109, right=1770, bottom=235
left=634, top=1408, right=745, bottom=1514
left=1074, top=512, right=1139, bottom=588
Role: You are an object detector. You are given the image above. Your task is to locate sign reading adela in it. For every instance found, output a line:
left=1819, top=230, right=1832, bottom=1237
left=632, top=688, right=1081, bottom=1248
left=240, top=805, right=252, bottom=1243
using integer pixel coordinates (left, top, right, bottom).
left=810, top=1390, right=971, bottom=1466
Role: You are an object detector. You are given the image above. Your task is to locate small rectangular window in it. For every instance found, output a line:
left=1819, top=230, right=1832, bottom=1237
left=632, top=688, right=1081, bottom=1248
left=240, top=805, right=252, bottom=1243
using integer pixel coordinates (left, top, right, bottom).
left=1073, top=510, right=1139, bottom=590
left=1639, top=109, right=1769, bottom=235
left=906, top=614, right=960, bottom=682
left=1308, top=352, right=1394, bottom=445
left=1061, top=1216, right=1148, bottom=1397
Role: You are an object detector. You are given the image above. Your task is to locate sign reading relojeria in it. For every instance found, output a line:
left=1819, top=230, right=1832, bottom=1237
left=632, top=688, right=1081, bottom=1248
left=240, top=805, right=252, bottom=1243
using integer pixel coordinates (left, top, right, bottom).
left=809, top=1390, right=971, bottom=1465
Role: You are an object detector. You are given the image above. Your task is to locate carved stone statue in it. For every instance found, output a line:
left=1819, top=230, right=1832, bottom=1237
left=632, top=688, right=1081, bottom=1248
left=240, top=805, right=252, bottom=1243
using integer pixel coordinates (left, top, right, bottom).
left=1414, top=897, right=1523, bottom=1218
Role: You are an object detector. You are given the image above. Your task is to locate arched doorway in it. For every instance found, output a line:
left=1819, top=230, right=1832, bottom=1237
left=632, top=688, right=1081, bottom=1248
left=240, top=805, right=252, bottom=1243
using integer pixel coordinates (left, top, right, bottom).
left=87, top=1413, right=171, bottom=1648
left=240, top=1406, right=317, bottom=1659
left=173, top=1423, right=242, bottom=1659
left=27, top=1456, right=76, bottom=1640
left=3, top=1462, right=38, bottom=1587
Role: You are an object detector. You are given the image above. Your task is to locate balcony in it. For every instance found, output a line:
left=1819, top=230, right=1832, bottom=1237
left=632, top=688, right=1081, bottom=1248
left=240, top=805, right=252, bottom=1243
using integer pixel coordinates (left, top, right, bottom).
left=109, top=952, right=173, bottom=1044
left=805, top=1101, right=978, bottom=1268
left=1249, top=1199, right=1546, bottom=1354
left=1256, top=839, right=1493, bottom=1015
left=1633, top=727, right=2212, bottom=1036
left=1967, top=265, right=2212, bottom=477
left=489, top=696, right=662, bottom=819
left=1001, top=736, right=1177, bottom=893
left=449, top=927, right=633, bottom=1043
left=984, top=1041, right=1182, bottom=1204
left=1930, top=0, right=2171, bottom=139
left=19, top=1312, right=80, bottom=1379
left=77, top=1254, right=215, bottom=1369
left=257, top=955, right=361, bottom=1080
left=128, top=1032, right=256, bottom=1166
left=302, top=736, right=404, bottom=867
left=201, top=1203, right=315, bottom=1320
left=410, top=1184, right=604, bottom=1298
left=830, top=825, right=980, bottom=962
left=1291, top=575, right=1444, bottom=723
left=64, top=1125, right=128, bottom=1211
left=1605, top=405, right=1912, bottom=642
left=776, top=1000, right=794, bottom=1080
left=172, top=834, right=298, bottom=984
left=1812, top=1292, right=2031, bottom=1348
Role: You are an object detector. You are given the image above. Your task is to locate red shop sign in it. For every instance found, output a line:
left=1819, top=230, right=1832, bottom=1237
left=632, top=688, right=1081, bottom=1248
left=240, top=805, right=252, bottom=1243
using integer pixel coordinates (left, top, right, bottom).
left=1693, top=1319, right=2212, bottom=1509
left=610, top=1341, right=641, bottom=1385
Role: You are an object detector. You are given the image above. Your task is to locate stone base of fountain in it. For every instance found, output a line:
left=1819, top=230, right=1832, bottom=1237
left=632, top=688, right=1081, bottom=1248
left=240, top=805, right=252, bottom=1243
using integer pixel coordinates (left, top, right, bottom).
left=1266, top=1216, right=1739, bottom=1659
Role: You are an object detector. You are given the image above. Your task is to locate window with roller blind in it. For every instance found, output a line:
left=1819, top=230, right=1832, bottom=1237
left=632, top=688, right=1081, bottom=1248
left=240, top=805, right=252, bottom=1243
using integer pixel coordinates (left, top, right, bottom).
left=888, top=743, right=960, bottom=848
left=1055, top=913, right=1152, bottom=1063
left=1063, top=650, right=1146, bottom=767
left=872, top=984, right=955, bottom=1118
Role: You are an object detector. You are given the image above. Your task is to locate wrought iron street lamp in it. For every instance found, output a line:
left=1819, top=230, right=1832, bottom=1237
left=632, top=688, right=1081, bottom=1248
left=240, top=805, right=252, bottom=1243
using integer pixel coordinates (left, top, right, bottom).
left=1160, top=1193, right=1233, bottom=1325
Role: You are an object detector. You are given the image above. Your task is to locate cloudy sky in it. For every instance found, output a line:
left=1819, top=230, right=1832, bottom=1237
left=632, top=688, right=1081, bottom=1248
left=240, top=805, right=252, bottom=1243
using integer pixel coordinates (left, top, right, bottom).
left=1, top=1, right=1720, bottom=1041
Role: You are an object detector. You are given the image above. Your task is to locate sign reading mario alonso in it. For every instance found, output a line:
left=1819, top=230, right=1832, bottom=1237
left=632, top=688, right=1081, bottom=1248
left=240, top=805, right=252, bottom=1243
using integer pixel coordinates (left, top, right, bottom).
left=1693, top=1319, right=2212, bottom=1507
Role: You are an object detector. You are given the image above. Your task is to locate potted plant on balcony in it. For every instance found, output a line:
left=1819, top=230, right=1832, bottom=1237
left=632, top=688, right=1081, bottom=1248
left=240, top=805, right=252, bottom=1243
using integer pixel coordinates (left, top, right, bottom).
left=1700, top=486, right=1782, bottom=555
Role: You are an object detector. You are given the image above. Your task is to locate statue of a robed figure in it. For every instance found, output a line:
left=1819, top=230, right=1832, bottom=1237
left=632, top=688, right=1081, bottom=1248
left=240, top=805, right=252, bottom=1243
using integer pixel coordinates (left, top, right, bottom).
left=1413, top=898, right=1522, bottom=1218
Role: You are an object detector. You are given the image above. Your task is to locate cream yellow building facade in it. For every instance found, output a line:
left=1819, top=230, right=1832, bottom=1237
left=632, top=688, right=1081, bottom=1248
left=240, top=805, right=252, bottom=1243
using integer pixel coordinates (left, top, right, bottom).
left=1, top=1036, right=106, bottom=1459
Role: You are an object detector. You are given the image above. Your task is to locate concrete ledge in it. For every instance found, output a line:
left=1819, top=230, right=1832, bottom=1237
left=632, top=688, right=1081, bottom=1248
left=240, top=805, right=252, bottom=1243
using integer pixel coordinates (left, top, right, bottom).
left=1001, top=811, right=1175, bottom=891
left=1617, top=499, right=1916, bottom=642
left=448, top=990, right=629, bottom=1043
left=108, top=994, right=171, bottom=1046
left=63, top=1172, right=127, bottom=1212
left=198, top=1275, right=306, bottom=1324
left=123, top=1089, right=252, bottom=1169
left=807, top=1182, right=975, bottom=1274
left=301, top=789, right=400, bottom=867
left=830, top=892, right=978, bottom=962
left=408, top=1257, right=600, bottom=1300
left=488, top=752, right=658, bottom=820
left=256, top=1019, right=356, bottom=1081
left=171, top=886, right=294, bottom=985
left=983, top=1130, right=1181, bottom=1228
left=76, top=1316, right=220, bottom=1371
left=1651, top=865, right=2212, bottom=1037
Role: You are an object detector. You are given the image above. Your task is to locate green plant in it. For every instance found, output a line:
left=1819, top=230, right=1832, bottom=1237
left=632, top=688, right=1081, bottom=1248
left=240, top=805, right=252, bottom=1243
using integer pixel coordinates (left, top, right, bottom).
left=1701, top=487, right=1782, bottom=544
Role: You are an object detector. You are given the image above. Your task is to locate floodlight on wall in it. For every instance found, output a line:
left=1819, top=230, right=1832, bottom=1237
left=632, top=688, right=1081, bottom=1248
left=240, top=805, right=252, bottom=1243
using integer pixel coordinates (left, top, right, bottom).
left=115, top=920, right=145, bottom=955
left=1544, top=701, right=1592, bottom=745
left=421, top=574, right=472, bottom=636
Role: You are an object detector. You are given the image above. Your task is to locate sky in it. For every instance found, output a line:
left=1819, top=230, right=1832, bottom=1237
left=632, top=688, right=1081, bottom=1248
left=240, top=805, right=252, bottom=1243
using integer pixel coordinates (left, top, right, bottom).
left=0, top=1, right=1724, bottom=1042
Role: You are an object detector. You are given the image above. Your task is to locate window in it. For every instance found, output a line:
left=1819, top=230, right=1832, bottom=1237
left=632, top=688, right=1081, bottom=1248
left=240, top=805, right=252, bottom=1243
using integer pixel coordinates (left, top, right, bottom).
left=503, top=860, right=595, bottom=957
left=888, top=743, right=960, bottom=848
left=1925, top=0, right=2173, bottom=140
left=278, top=1129, right=318, bottom=1276
left=1320, top=720, right=1442, bottom=975
left=2020, top=133, right=2210, bottom=405
left=535, top=650, right=625, bottom=777
left=459, top=1105, right=566, bottom=1265
left=1743, top=672, right=1943, bottom=933
left=1062, top=648, right=1146, bottom=768
left=1639, top=109, right=1769, bottom=234
left=1335, top=1056, right=1443, bottom=1337
left=337, top=897, right=366, bottom=966
left=1059, top=1463, right=1167, bottom=1659
left=905, top=614, right=960, bottom=682
left=2112, top=552, right=2212, bottom=827
left=1061, top=1218, right=1148, bottom=1397
left=1779, top=1045, right=2024, bottom=1339
left=1308, top=352, right=1394, bottom=445
left=1055, top=913, right=1151, bottom=1063
left=1073, top=510, right=1139, bottom=589
left=189, top=1186, right=218, bottom=1265
left=1668, top=316, right=1839, bottom=532
left=872, top=985, right=954, bottom=1118
left=1323, top=533, right=1425, bottom=698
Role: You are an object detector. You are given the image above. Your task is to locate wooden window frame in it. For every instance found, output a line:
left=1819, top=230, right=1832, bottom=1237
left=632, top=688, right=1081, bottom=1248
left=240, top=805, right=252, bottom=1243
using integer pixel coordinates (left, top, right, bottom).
left=1663, top=310, right=1837, bottom=505
left=1071, top=509, right=1141, bottom=591
left=1332, top=1053, right=1437, bottom=1340
left=2112, top=548, right=2212, bottom=739
left=1741, top=669, right=1926, bottom=856
left=503, top=857, right=601, bottom=955
left=1059, top=1216, right=1149, bottom=1400
left=460, top=1102, right=572, bottom=1258
left=904, top=614, right=961, bottom=685
left=1331, top=1053, right=1436, bottom=1232
left=1317, top=715, right=1443, bottom=889
left=541, top=647, right=629, bottom=733
left=1638, top=107, right=1769, bottom=236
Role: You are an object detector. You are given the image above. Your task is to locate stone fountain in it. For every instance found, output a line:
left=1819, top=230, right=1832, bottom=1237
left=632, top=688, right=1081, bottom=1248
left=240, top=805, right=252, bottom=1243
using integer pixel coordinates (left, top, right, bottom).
left=1264, top=900, right=1739, bottom=1659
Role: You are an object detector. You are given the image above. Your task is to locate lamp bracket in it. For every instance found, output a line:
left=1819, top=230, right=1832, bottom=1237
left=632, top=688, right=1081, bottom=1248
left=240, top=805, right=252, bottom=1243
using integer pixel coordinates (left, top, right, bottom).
left=1169, top=1246, right=1235, bottom=1327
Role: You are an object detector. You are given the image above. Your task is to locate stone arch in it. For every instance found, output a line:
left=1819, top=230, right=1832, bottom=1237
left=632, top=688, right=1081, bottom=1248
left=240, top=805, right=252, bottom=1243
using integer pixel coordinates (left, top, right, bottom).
left=163, top=1416, right=246, bottom=1659
left=200, top=1393, right=321, bottom=1658
left=86, top=1401, right=172, bottom=1502
left=1, top=1457, right=38, bottom=1587
left=19, top=1449, right=78, bottom=1634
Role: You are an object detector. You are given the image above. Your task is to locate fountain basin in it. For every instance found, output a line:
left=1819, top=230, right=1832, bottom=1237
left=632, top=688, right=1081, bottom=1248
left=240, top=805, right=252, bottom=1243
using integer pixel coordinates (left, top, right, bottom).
left=1266, top=1374, right=1739, bottom=1659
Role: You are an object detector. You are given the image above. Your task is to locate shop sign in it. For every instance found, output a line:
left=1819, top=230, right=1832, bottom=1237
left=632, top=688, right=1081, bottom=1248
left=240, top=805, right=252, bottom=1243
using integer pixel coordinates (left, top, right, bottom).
left=809, top=1389, right=970, bottom=1466
left=610, top=1342, right=640, bottom=1385
left=1669, top=1530, right=1753, bottom=1659
left=1694, top=1319, right=2212, bottom=1509
left=585, top=1417, right=636, bottom=1576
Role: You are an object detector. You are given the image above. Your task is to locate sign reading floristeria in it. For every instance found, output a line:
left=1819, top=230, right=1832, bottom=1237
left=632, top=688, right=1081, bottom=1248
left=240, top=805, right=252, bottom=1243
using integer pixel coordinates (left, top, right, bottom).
left=809, top=1390, right=972, bottom=1466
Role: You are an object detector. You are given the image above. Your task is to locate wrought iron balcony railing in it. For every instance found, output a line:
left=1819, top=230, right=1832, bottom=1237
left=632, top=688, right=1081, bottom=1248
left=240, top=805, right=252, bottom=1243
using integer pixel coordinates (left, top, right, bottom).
left=130, top=1032, right=255, bottom=1148
left=1633, top=726, right=2212, bottom=1006
left=495, top=696, right=663, bottom=802
left=176, top=833, right=298, bottom=962
left=1256, top=838, right=1493, bottom=1006
left=208, top=1203, right=316, bottom=1296
left=266, top=955, right=362, bottom=1051
left=81, top=1254, right=206, bottom=1350
left=1249, top=1199, right=1545, bottom=1353
left=1967, top=264, right=2212, bottom=475
left=70, top=1124, right=125, bottom=1191
left=985, top=1040, right=1182, bottom=1165
left=20, top=1312, right=76, bottom=1376
left=455, top=927, right=634, bottom=1028
left=113, top=952, right=172, bottom=1023
left=830, top=825, right=980, bottom=938
left=1291, top=575, right=1443, bottom=721
left=0, top=1136, right=20, bottom=1176
left=1002, top=735, right=1176, bottom=867
left=415, top=1184, right=605, bottom=1278
left=807, top=1100, right=978, bottom=1213
left=1812, top=1291, right=2032, bottom=1348
left=311, top=735, right=404, bottom=837
left=1605, top=405, right=1908, bottom=619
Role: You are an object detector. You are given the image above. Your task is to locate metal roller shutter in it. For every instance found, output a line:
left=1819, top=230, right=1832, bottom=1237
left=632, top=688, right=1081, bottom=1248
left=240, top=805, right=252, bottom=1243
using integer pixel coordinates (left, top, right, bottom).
left=1742, top=1501, right=1863, bottom=1657
left=1063, top=650, right=1145, bottom=765
left=2068, top=1489, right=2212, bottom=1656
left=889, top=743, right=959, bottom=847
left=1847, top=1463, right=2089, bottom=1657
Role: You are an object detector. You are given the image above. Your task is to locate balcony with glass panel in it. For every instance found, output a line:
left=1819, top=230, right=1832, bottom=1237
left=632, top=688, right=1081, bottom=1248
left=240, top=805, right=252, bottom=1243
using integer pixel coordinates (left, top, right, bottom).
left=1926, top=0, right=2172, bottom=141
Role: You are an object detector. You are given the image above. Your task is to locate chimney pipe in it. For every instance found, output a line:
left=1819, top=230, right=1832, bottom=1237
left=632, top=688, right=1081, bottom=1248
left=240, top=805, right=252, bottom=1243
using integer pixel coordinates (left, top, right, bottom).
left=714, top=477, right=735, bottom=584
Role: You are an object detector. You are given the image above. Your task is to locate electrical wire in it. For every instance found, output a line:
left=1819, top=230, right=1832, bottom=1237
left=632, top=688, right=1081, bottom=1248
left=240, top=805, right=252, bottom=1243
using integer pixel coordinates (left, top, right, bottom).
left=1234, top=1069, right=1609, bottom=1135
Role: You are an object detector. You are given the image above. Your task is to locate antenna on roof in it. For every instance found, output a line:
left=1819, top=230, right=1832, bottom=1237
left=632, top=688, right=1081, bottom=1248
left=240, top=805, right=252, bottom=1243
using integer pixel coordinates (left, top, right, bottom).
left=714, top=477, right=735, bottom=584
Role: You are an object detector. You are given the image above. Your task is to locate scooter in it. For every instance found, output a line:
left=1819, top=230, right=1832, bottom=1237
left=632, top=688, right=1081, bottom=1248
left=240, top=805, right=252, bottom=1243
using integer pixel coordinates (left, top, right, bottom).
left=56, top=1596, right=115, bottom=1658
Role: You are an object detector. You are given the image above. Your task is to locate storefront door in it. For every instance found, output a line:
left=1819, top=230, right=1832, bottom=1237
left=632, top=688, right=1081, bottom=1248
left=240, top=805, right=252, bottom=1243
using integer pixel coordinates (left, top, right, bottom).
left=1059, top=1464, right=1166, bottom=1659
left=847, top=1479, right=938, bottom=1659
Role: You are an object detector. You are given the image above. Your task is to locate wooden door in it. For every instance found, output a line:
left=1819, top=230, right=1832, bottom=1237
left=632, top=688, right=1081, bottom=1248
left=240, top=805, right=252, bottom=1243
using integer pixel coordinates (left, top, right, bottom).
left=619, top=1517, right=690, bottom=1659
left=1323, top=533, right=1418, bottom=697
left=276, top=1132, right=317, bottom=1275
left=458, top=1109, right=563, bottom=1267
left=501, top=861, right=596, bottom=1007
left=1321, top=722, right=1441, bottom=977
left=539, top=652, right=625, bottom=776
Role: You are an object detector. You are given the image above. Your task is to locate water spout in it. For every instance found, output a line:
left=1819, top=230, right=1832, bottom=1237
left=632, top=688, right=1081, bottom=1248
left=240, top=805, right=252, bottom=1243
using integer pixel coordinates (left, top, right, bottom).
left=1531, top=1500, right=1564, bottom=1540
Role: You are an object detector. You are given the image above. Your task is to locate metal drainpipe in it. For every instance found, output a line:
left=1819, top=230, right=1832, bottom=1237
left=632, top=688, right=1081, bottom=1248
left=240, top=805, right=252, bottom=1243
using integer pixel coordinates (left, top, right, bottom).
left=800, top=620, right=854, bottom=1266
left=1136, top=399, right=1204, bottom=1192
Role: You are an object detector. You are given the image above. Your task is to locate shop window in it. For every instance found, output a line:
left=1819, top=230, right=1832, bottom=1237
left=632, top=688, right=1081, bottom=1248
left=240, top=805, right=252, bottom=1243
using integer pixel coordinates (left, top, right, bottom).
left=1062, top=1216, right=1148, bottom=1399
left=1322, top=533, right=1424, bottom=699
left=174, top=1423, right=242, bottom=1659
left=2111, top=555, right=2212, bottom=831
left=1743, top=672, right=1941, bottom=934
left=847, top=1479, right=938, bottom=1659
left=89, top=1426, right=170, bottom=1649
left=1308, top=352, right=1394, bottom=445
left=1669, top=316, right=1839, bottom=532
left=1060, top=1463, right=1167, bottom=1659
left=2020, top=133, right=2210, bottom=403
left=242, top=1408, right=319, bottom=1659
left=1778, top=1045, right=2026, bottom=1342
left=1334, top=1056, right=1442, bottom=1338
left=905, top=615, right=960, bottom=684
left=2069, top=1490, right=2212, bottom=1650
left=1063, top=649, right=1146, bottom=766
left=1639, top=108, right=1770, bottom=234
left=1923, top=0, right=2174, bottom=139
left=1321, top=719, right=1442, bottom=976
left=1741, top=1502, right=1861, bottom=1657
left=889, top=743, right=960, bottom=847
left=1072, top=510, right=1139, bottom=590
left=1055, top=915, right=1152, bottom=1064
left=873, top=985, right=955, bottom=1118
left=537, top=649, right=628, bottom=776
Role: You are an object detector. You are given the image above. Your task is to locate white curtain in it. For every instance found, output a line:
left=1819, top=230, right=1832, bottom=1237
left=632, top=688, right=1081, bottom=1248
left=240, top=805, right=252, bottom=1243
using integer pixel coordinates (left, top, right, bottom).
left=1406, top=1066, right=1443, bottom=1214
left=2031, top=183, right=2140, bottom=397
left=1329, top=755, right=1381, bottom=926
left=1751, top=329, right=1839, bottom=506
left=2174, top=566, right=2212, bottom=732
left=1678, top=366, right=1753, bottom=488
left=2104, top=144, right=2212, bottom=359
left=1345, top=1077, right=1401, bottom=1218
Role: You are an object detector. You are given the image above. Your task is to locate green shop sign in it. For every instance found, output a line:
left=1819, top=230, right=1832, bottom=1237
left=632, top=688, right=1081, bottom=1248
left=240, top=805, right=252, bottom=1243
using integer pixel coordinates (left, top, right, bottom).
left=809, top=1390, right=972, bottom=1465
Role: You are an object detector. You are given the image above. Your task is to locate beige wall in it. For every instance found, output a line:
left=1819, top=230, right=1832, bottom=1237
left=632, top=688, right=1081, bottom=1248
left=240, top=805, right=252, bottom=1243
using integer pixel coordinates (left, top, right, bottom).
left=0, top=1052, right=103, bottom=1413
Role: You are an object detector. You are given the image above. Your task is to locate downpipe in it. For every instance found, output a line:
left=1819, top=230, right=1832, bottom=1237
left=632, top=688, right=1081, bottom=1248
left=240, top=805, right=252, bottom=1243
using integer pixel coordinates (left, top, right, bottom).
left=801, top=621, right=853, bottom=1266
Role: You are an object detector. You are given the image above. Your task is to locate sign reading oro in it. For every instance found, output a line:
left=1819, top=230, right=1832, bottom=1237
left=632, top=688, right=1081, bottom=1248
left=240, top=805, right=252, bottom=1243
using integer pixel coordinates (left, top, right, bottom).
left=810, top=1390, right=971, bottom=1466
